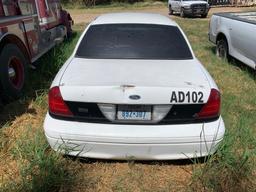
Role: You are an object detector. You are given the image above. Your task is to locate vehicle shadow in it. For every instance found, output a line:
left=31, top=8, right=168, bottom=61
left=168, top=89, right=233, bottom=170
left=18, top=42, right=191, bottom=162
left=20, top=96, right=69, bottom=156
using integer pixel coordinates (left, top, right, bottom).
left=0, top=99, right=37, bottom=125
left=208, top=45, right=256, bottom=79
left=170, top=13, right=207, bottom=19
left=0, top=32, right=79, bottom=127
left=65, top=155, right=210, bottom=166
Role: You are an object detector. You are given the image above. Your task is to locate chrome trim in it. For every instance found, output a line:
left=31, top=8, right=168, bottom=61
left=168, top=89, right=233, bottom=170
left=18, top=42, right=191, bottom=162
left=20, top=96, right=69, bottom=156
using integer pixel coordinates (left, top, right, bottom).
left=8, top=67, right=15, bottom=78
left=0, top=15, right=32, bottom=24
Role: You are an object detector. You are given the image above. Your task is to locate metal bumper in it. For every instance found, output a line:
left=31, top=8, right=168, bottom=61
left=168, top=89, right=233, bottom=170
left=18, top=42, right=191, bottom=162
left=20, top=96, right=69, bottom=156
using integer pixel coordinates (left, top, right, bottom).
left=183, top=7, right=209, bottom=15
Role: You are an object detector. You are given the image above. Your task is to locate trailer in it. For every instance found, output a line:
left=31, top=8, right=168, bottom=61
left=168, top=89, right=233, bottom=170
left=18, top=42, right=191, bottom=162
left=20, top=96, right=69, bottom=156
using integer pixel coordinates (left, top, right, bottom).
left=0, top=0, right=73, bottom=102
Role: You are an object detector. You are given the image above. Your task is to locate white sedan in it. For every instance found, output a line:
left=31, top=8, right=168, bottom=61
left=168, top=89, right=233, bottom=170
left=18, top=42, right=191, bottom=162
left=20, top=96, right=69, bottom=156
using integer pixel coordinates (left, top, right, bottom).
left=44, top=13, right=225, bottom=160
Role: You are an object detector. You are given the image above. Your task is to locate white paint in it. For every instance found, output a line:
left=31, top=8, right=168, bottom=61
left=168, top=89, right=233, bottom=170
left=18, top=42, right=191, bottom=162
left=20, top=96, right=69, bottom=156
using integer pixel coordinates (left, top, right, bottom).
left=59, top=59, right=211, bottom=104
left=168, top=0, right=209, bottom=15
left=45, top=13, right=224, bottom=160
left=92, top=12, right=177, bottom=26
left=44, top=114, right=225, bottom=160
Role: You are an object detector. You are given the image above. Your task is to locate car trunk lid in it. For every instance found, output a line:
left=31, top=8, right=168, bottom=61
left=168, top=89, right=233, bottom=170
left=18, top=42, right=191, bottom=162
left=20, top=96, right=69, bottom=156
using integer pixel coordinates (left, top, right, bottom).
left=60, top=58, right=211, bottom=105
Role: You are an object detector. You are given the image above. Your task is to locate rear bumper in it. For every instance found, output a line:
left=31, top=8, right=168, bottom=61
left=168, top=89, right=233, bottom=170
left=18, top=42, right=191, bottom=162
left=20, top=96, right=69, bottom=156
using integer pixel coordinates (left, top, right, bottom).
left=44, top=113, right=225, bottom=160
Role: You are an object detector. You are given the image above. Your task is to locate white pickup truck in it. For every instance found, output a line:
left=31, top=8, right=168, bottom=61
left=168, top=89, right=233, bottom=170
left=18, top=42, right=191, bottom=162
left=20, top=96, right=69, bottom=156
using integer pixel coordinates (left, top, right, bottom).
left=168, top=0, right=210, bottom=18
left=209, top=12, right=256, bottom=69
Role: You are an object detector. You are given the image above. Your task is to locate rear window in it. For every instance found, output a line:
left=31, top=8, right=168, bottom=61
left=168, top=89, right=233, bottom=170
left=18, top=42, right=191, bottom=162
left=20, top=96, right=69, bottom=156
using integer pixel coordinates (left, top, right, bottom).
left=76, top=24, right=193, bottom=60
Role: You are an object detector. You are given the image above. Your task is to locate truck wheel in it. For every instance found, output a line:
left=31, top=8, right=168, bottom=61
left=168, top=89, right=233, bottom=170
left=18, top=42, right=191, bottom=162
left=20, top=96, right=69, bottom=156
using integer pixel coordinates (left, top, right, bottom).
left=201, top=13, right=208, bottom=18
left=216, top=39, right=229, bottom=60
left=0, top=44, right=28, bottom=102
left=180, top=8, right=185, bottom=18
left=169, top=6, right=173, bottom=15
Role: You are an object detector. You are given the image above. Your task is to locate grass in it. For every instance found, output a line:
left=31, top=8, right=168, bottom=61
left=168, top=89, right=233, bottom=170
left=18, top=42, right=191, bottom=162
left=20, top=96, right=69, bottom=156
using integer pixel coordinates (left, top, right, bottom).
left=63, top=0, right=165, bottom=10
left=2, top=127, right=73, bottom=192
left=176, top=17, right=256, bottom=191
left=0, top=6, right=256, bottom=192
left=0, top=33, right=80, bottom=192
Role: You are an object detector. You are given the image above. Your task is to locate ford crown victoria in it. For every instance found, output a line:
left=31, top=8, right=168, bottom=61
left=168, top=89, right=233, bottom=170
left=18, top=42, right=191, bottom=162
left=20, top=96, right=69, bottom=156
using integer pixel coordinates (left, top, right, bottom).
left=44, top=13, right=225, bottom=160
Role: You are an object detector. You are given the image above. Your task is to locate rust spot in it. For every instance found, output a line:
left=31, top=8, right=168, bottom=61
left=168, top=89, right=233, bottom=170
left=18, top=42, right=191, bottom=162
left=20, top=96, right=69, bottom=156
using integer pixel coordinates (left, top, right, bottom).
left=120, top=84, right=136, bottom=92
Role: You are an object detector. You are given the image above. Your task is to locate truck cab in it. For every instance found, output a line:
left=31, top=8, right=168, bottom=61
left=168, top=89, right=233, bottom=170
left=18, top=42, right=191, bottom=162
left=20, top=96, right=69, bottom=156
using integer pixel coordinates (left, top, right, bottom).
left=168, top=0, right=210, bottom=18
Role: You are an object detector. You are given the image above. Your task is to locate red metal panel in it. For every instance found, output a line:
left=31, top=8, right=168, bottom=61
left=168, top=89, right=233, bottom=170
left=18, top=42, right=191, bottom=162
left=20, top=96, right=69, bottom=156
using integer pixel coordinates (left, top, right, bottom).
left=23, top=18, right=39, bottom=57
left=37, top=0, right=63, bottom=30
left=0, top=0, right=72, bottom=63
left=37, top=0, right=49, bottom=18
left=3, top=0, right=21, bottom=16
left=0, top=18, right=32, bottom=61
left=0, top=26, right=8, bottom=33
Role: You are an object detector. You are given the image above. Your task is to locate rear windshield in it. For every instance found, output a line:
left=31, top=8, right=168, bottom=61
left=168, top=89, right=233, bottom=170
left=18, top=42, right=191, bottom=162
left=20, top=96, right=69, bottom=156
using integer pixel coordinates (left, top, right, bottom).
left=76, top=24, right=193, bottom=60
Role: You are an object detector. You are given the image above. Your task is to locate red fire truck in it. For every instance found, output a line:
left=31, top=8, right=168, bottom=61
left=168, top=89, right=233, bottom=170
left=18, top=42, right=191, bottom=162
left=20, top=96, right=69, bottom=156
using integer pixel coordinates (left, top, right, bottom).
left=0, top=0, right=73, bottom=103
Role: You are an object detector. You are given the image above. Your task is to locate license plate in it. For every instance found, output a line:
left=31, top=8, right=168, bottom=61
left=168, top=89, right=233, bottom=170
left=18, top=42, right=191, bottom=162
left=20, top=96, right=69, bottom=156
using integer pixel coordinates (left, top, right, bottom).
left=117, top=105, right=152, bottom=121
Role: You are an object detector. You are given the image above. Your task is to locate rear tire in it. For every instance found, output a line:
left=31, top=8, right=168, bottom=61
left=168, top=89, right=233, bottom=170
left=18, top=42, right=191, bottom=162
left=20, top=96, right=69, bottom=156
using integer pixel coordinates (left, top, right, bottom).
left=180, top=8, right=185, bottom=18
left=0, top=44, right=28, bottom=102
left=216, top=39, right=229, bottom=60
left=201, top=13, right=208, bottom=18
left=169, top=5, right=173, bottom=15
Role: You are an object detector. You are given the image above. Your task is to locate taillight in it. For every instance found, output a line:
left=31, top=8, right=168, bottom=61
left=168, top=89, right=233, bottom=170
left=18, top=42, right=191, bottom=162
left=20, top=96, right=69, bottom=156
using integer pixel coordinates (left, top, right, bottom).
left=48, top=86, right=73, bottom=117
left=197, top=89, right=220, bottom=119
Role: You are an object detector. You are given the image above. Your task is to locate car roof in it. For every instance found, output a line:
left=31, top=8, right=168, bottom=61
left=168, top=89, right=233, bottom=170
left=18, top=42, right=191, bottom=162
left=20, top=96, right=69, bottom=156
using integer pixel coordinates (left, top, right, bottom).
left=91, top=13, right=178, bottom=26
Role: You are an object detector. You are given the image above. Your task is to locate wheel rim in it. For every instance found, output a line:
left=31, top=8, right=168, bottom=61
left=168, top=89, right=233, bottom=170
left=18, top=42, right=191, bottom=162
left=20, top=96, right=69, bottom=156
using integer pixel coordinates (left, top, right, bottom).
left=8, top=56, right=24, bottom=90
